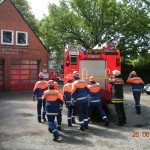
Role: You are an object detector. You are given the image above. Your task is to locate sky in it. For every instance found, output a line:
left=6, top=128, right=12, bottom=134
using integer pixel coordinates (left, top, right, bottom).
left=27, top=0, right=60, bottom=20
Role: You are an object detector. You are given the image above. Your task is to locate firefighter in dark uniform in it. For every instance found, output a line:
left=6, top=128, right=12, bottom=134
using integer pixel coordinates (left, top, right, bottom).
left=33, top=72, right=48, bottom=123
left=63, top=74, right=76, bottom=127
left=126, top=71, right=144, bottom=114
left=54, top=81, right=63, bottom=131
left=88, top=76, right=109, bottom=126
left=71, top=71, right=89, bottom=131
left=109, top=70, right=126, bottom=126
left=42, top=80, right=63, bottom=141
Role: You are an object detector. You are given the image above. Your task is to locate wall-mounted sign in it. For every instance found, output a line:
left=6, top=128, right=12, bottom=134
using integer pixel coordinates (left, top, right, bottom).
left=0, top=47, right=29, bottom=55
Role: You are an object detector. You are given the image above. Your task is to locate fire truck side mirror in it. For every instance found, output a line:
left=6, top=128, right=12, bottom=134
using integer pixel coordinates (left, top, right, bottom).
left=116, top=58, right=120, bottom=66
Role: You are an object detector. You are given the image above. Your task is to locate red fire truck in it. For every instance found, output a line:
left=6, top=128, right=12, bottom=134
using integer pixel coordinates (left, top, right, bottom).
left=64, top=41, right=121, bottom=104
left=49, top=69, right=64, bottom=83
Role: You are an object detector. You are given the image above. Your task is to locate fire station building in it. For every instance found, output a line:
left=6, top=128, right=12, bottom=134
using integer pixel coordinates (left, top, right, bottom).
left=0, top=0, right=49, bottom=91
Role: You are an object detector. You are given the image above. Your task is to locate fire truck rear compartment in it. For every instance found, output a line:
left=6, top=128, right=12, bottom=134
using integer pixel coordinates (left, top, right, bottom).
left=80, top=60, right=106, bottom=86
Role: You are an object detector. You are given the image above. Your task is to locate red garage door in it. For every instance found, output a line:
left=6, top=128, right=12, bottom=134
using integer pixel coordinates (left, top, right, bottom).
left=10, top=60, right=39, bottom=90
left=0, top=60, right=4, bottom=91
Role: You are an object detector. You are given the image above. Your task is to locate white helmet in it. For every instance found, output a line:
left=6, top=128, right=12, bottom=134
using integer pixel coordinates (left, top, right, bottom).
left=131, top=71, right=136, bottom=75
left=112, top=70, right=121, bottom=76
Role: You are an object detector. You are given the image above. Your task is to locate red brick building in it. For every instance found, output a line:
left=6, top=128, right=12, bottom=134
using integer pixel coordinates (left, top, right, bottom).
left=0, top=0, right=49, bottom=91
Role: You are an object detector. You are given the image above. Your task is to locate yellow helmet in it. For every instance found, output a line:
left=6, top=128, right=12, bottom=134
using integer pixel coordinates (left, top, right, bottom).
left=112, top=70, right=121, bottom=76
left=131, top=71, right=136, bottom=75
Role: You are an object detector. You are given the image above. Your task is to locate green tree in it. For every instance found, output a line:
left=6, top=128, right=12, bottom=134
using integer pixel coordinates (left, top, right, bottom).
left=12, top=0, right=39, bottom=35
left=116, top=0, right=150, bottom=62
left=39, top=0, right=150, bottom=67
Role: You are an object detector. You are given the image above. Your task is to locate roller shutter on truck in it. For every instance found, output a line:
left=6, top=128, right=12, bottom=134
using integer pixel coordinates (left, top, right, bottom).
left=80, top=60, right=106, bottom=87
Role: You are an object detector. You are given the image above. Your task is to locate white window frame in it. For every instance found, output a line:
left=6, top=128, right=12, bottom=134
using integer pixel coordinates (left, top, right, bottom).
left=1, top=30, right=14, bottom=45
left=0, top=0, right=4, bottom=4
left=16, top=31, right=28, bottom=46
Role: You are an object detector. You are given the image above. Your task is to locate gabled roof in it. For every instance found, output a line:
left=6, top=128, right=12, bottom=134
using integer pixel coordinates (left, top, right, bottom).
left=0, top=0, right=49, bottom=54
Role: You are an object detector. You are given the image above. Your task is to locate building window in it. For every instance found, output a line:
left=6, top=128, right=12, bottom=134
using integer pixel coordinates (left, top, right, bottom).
left=0, top=0, right=4, bottom=4
left=16, top=31, right=28, bottom=46
left=1, top=30, right=14, bottom=45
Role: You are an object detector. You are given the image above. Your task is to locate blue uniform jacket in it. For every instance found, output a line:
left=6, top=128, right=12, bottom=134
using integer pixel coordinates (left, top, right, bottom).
left=63, top=83, right=72, bottom=101
left=88, top=83, right=101, bottom=102
left=42, top=89, right=63, bottom=115
left=126, top=77, right=144, bottom=92
left=72, top=78, right=89, bottom=102
left=33, top=80, right=48, bottom=99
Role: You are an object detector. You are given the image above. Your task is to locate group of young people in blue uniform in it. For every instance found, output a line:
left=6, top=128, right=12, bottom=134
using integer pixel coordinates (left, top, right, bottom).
left=33, top=70, right=144, bottom=141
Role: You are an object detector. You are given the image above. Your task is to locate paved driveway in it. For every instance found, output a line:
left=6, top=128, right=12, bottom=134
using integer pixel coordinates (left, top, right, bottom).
left=0, top=85, right=150, bottom=150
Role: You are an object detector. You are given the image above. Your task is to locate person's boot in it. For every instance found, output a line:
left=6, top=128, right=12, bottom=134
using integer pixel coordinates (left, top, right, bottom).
left=53, top=136, right=59, bottom=141
left=78, top=127, right=85, bottom=131
left=104, top=118, right=109, bottom=126
left=68, top=123, right=72, bottom=127
left=53, top=131, right=59, bottom=141
left=38, top=116, right=41, bottom=123
left=72, top=118, right=76, bottom=124
left=105, top=121, right=109, bottom=126
left=136, top=106, right=141, bottom=115
left=116, top=123, right=124, bottom=126
left=136, top=109, right=141, bottom=115
left=84, top=121, right=89, bottom=129
left=42, top=116, right=47, bottom=122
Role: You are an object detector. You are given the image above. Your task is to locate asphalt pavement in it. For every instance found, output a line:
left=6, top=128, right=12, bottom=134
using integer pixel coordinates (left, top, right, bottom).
left=0, top=84, right=150, bottom=150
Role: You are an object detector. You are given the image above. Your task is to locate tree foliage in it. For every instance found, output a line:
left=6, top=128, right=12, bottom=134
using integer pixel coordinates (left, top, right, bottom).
left=12, top=0, right=39, bottom=35
left=10, top=0, right=150, bottom=67
left=116, top=0, right=150, bottom=61
left=39, top=0, right=149, bottom=67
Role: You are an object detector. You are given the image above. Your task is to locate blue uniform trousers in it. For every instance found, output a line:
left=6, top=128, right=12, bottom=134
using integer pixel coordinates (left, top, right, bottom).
left=133, top=91, right=141, bottom=112
left=88, top=102, right=108, bottom=123
left=76, top=101, right=88, bottom=129
left=67, top=106, right=76, bottom=124
left=56, top=109, right=62, bottom=130
left=114, top=103, right=126, bottom=124
left=37, top=99, right=46, bottom=119
left=47, top=115, right=59, bottom=138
